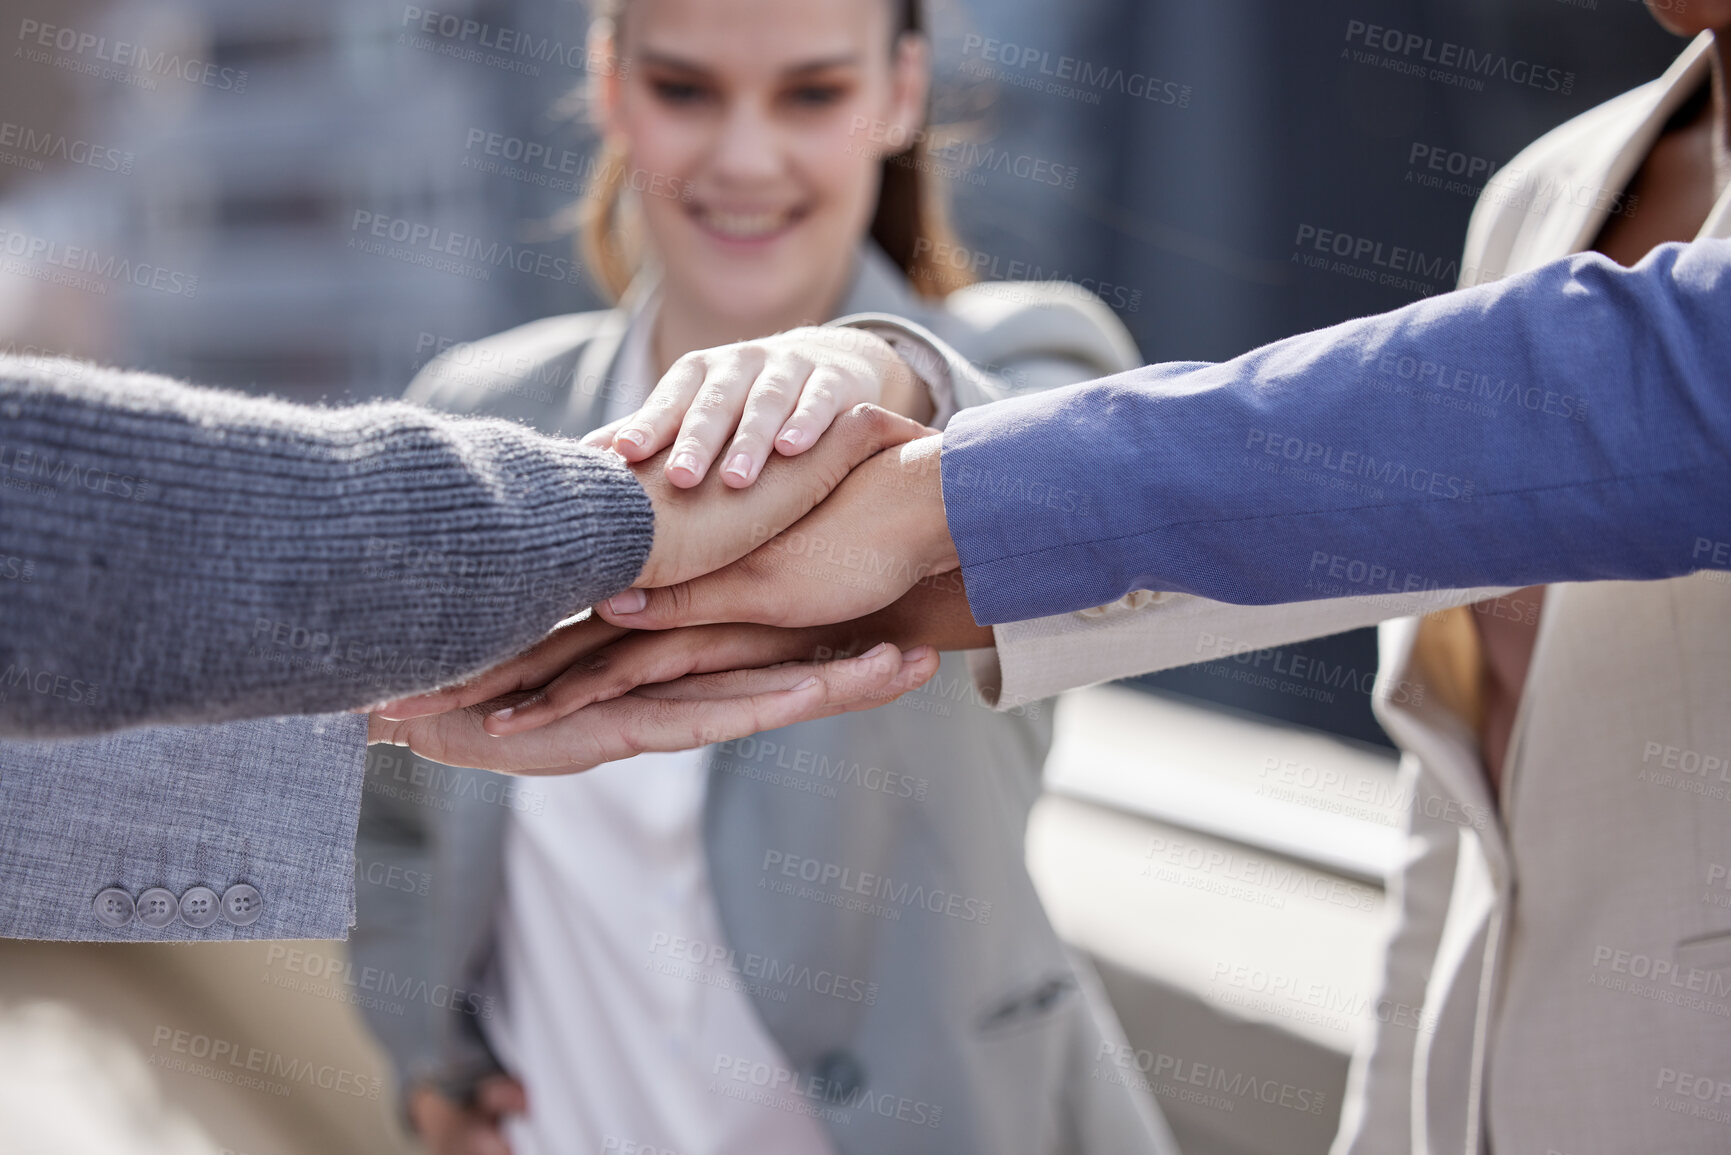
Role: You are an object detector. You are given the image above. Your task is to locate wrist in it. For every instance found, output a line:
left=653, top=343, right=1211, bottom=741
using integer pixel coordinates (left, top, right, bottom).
left=892, top=432, right=958, bottom=575
left=847, top=324, right=938, bottom=425
left=877, top=351, right=935, bottom=424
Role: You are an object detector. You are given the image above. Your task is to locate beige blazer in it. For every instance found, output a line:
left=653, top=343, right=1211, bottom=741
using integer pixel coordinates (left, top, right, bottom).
left=973, top=31, right=1731, bottom=1155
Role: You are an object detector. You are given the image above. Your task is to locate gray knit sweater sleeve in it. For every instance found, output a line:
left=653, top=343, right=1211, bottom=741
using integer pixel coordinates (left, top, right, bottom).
left=0, top=355, right=654, bottom=738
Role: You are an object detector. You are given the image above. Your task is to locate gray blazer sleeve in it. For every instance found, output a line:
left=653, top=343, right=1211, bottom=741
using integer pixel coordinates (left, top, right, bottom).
left=0, top=712, right=368, bottom=940
left=0, top=354, right=652, bottom=738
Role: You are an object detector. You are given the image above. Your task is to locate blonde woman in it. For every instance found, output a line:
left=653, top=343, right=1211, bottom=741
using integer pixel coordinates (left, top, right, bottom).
left=352, top=2, right=1172, bottom=1154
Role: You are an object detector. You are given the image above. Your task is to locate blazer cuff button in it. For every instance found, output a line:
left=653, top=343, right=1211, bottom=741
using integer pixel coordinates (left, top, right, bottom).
left=92, top=887, right=135, bottom=928
left=180, top=886, right=221, bottom=928
left=222, top=884, right=263, bottom=926
left=136, top=887, right=179, bottom=929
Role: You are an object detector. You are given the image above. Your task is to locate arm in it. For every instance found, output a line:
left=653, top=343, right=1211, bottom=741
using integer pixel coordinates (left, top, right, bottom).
left=0, top=354, right=647, bottom=737
left=0, top=357, right=921, bottom=737
left=943, top=239, right=1731, bottom=621
left=604, top=240, right=1731, bottom=636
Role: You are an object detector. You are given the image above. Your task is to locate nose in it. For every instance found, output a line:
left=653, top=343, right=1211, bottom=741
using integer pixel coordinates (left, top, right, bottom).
left=709, top=98, right=784, bottom=185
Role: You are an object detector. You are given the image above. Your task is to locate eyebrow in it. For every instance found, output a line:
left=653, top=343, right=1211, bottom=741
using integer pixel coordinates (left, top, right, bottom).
left=638, top=50, right=863, bottom=77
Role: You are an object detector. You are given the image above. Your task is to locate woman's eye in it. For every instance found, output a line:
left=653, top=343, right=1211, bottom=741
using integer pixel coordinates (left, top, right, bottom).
left=786, top=84, right=847, bottom=108
left=650, top=79, right=709, bottom=105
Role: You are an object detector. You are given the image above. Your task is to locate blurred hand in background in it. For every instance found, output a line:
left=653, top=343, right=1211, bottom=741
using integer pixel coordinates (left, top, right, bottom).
left=409, top=1075, right=525, bottom=1155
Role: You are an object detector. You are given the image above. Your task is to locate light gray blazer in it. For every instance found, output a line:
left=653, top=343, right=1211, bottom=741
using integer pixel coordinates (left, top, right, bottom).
left=351, top=247, right=1178, bottom=1155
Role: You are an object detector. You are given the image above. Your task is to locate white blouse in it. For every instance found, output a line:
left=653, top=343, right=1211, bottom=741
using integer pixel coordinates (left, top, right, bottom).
left=483, top=303, right=837, bottom=1155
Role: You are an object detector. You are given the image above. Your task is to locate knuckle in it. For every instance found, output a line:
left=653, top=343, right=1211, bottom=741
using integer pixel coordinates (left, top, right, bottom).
left=736, top=549, right=775, bottom=582
left=741, top=389, right=789, bottom=418
left=801, top=377, right=839, bottom=406
left=847, top=402, right=892, bottom=441
left=721, top=347, right=763, bottom=373
left=640, top=396, right=684, bottom=422
left=727, top=431, right=767, bottom=457
left=662, top=581, right=697, bottom=620
left=688, top=389, right=735, bottom=419
left=670, top=440, right=708, bottom=464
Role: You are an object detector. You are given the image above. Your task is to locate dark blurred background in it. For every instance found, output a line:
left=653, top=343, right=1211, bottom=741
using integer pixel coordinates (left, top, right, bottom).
left=0, top=0, right=1682, bottom=743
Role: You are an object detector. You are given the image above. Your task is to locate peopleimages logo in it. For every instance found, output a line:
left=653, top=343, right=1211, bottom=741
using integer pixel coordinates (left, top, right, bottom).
left=0, top=121, right=133, bottom=174
left=16, top=19, right=248, bottom=92
left=348, top=211, right=584, bottom=285
left=1342, top=19, right=1574, bottom=95
left=399, top=6, right=621, bottom=75
left=760, top=850, right=993, bottom=924
left=960, top=34, right=1191, bottom=107
left=0, top=226, right=198, bottom=298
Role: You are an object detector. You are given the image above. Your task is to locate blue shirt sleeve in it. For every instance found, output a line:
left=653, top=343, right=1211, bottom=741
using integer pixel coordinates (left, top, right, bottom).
left=941, top=239, right=1731, bottom=623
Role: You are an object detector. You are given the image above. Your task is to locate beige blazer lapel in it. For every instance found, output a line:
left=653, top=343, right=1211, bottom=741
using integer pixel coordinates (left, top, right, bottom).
left=1383, top=31, right=1722, bottom=872
left=1481, top=31, right=1724, bottom=853
left=1515, top=32, right=1718, bottom=267
left=1702, top=171, right=1731, bottom=239
left=1378, top=618, right=1511, bottom=878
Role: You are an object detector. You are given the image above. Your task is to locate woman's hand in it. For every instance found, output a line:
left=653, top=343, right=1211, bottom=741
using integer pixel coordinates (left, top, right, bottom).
left=584, top=326, right=930, bottom=488
left=409, top=1076, right=524, bottom=1155
left=600, top=432, right=959, bottom=631
left=376, top=580, right=987, bottom=738
left=630, top=403, right=932, bottom=589
left=366, top=643, right=940, bottom=775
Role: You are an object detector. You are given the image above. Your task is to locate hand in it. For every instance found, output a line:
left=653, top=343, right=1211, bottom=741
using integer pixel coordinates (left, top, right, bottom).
left=585, top=327, right=930, bottom=489
left=631, top=403, right=931, bottom=591
left=376, top=581, right=990, bottom=736
left=602, top=432, right=960, bottom=630
left=409, top=1076, right=523, bottom=1155
left=366, top=643, right=940, bottom=774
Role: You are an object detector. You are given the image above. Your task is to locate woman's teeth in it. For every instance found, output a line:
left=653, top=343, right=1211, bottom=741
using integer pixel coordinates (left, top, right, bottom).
left=699, top=209, right=792, bottom=239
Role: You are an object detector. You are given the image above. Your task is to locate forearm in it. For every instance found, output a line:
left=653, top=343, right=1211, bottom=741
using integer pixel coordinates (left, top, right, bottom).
left=0, top=356, right=652, bottom=737
left=942, top=240, right=1731, bottom=622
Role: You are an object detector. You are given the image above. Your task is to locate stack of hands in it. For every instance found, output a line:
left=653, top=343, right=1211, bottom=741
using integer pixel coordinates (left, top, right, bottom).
left=367, top=327, right=995, bottom=774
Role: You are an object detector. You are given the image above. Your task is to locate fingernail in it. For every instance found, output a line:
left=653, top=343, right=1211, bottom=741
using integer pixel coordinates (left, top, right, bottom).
left=607, top=589, right=647, bottom=615
left=861, top=642, right=891, bottom=660
left=724, top=453, right=752, bottom=480
left=903, top=646, right=934, bottom=662
left=669, top=451, right=700, bottom=476
left=490, top=706, right=515, bottom=722
left=776, top=429, right=804, bottom=450
left=791, top=676, right=820, bottom=691
left=616, top=428, right=648, bottom=449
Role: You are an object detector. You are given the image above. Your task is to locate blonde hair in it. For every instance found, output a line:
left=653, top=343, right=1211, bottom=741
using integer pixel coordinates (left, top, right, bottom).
left=579, top=0, right=974, bottom=302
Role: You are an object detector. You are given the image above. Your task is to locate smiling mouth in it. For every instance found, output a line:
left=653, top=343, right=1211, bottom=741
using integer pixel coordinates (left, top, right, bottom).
left=689, top=205, right=807, bottom=242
